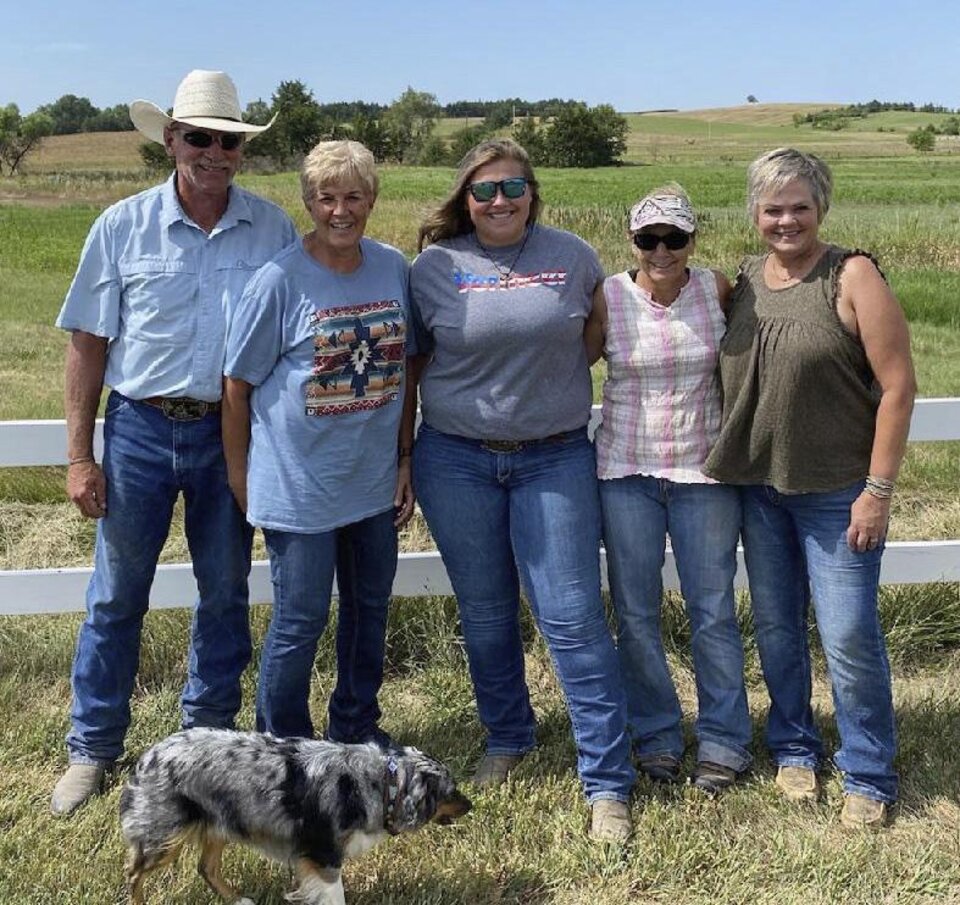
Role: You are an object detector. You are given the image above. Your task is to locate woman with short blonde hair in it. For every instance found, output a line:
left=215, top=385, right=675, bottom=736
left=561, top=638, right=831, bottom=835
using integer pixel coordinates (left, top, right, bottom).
left=224, top=139, right=415, bottom=748
left=705, top=147, right=916, bottom=829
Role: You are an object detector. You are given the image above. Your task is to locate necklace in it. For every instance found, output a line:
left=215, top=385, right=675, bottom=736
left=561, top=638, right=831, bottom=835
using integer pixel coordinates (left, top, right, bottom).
left=474, top=227, right=531, bottom=287
left=767, top=244, right=823, bottom=284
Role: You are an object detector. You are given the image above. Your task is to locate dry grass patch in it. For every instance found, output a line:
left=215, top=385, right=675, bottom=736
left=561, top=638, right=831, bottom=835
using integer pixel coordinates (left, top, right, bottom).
left=664, top=103, right=843, bottom=126
left=27, top=131, right=143, bottom=174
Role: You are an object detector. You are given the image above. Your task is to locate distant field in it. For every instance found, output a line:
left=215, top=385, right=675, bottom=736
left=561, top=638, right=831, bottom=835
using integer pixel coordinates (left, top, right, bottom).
left=13, top=104, right=960, bottom=183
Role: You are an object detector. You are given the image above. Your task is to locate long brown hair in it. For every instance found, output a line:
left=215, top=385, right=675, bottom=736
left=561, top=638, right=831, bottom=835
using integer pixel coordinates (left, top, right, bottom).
left=417, top=139, right=541, bottom=251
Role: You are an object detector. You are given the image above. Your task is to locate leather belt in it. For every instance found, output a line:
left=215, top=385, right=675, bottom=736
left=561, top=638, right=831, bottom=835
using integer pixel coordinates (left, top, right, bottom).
left=140, top=396, right=221, bottom=421
left=480, top=432, right=570, bottom=453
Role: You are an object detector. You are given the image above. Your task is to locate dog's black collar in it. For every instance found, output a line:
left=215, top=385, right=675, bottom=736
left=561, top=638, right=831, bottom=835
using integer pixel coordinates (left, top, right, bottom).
left=383, top=756, right=402, bottom=835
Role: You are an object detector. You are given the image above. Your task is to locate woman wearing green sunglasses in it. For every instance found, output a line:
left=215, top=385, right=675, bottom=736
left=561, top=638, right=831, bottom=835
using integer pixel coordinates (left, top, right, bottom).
left=408, top=139, right=635, bottom=842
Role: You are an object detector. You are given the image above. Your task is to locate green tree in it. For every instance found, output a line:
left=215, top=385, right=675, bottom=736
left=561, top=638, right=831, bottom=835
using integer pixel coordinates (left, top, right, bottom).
left=483, top=101, right=514, bottom=131
left=511, top=117, right=547, bottom=165
left=542, top=103, right=627, bottom=167
left=243, top=99, right=274, bottom=126
left=906, top=128, right=935, bottom=153
left=940, top=116, right=960, bottom=136
left=349, top=114, right=394, bottom=161
left=0, top=104, right=53, bottom=175
left=138, top=140, right=173, bottom=174
left=85, top=103, right=133, bottom=132
left=414, top=135, right=450, bottom=166
left=252, top=80, right=327, bottom=168
left=448, top=124, right=491, bottom=165
left=37, top=94, right=99, bottom=134
left=384, top=87, right=441, bottom=162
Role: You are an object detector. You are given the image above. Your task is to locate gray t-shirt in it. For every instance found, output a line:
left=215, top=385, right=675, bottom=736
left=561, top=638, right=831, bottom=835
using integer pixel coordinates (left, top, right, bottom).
left=410, top=224, right=603, bottom=441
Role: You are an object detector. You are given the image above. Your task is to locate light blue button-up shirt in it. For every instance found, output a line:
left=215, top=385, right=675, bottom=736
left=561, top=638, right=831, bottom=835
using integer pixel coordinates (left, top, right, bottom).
left=57, top=173, right=297, bottom=401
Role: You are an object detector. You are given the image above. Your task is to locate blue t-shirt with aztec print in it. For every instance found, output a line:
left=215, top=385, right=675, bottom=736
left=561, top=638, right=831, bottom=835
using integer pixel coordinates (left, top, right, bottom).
left=225, top=237, right=413, bottom=533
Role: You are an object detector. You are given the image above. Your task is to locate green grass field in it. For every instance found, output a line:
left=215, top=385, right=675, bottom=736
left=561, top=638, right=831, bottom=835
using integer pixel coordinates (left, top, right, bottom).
left=1, top=107, right=960, bottom=904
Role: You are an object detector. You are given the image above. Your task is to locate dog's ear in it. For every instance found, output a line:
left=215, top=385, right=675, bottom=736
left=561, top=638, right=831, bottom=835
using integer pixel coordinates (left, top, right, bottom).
left=390, top=761, right=442, bottom=832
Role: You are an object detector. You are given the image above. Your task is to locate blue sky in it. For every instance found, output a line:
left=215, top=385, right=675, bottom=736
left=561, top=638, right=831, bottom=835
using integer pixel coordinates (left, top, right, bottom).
left=4, top=0, right=958, bottom=114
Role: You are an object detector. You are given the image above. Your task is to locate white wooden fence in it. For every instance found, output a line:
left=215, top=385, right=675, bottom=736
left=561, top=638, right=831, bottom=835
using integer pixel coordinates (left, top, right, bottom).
left=2, top=400, right=958, bottom=616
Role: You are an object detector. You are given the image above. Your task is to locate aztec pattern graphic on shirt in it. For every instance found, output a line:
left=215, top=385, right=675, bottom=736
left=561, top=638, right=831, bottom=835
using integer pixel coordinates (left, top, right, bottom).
left=453, top=268, right=568, bottom=293
left=306, top=299, right=405, bottom=416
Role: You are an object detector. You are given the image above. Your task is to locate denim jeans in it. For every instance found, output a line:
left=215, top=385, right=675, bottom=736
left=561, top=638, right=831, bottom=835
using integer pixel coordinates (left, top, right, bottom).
left=414, top=423, right=635, bottom=802
left=600, top=475, right=752, bottom=772
left=67, top=392, right=253, bottom=765
left=257, top=508, right=397, bottom=740
left=741, top=481, right=897, bottom=803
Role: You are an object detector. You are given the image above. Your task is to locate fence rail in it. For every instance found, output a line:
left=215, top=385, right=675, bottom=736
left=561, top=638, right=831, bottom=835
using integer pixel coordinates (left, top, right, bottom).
left=2, top=400, right=958, bottom=616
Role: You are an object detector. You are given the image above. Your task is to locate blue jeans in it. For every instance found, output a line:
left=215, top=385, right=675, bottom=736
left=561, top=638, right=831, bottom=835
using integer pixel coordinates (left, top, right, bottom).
left=600, top=475, right=751, bottom=772
left=67, top=392, right=253, bottom=765
left=741, top=482, right=897, bottom=803
left=257, top=508, right=397, bottom=740
left=414, top=423, right=635, bottom=802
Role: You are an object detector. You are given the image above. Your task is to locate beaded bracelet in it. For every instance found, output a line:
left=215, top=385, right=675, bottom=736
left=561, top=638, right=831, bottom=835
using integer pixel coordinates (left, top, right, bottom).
left=864, top=475, right=895, bottom=500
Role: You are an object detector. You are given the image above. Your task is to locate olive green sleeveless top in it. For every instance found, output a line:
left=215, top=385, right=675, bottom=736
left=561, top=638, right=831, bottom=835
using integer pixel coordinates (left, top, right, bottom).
left=703, top=245, right=881, bottom=494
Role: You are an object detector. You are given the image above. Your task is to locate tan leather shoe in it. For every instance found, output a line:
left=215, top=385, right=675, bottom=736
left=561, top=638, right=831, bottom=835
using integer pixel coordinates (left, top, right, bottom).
left=840, top=793, right=888, bottom=829
left=471, top=754, right=525, bottom=787
left=590, top=799, right=631, bottom=843
left=50, top=763, right=107, bottom=817
left=775, top=765, right=818, bottom=802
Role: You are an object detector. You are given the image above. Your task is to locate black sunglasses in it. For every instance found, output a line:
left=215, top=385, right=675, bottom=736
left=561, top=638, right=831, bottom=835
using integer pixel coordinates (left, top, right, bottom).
left=633, top=230, right=690, bottom=251
left=467, top=177, right=528, bottom=203
left=180, top=130, right=244, bottom=151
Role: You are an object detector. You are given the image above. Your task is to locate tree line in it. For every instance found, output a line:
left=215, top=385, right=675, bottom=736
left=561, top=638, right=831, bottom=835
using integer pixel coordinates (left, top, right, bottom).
left=1, top=82, right=628, bottom=175
left=793, top=100, right=958, bottom=131
left=145, top=81, right=628, bottom=171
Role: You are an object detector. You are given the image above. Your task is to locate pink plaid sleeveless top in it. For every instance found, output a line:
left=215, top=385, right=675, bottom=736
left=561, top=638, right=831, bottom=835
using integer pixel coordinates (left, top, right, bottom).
left=595, top=266, right=725, bottom=483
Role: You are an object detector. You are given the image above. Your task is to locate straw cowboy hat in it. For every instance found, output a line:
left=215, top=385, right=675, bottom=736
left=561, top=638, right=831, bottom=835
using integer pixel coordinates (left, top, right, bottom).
left=129, top=69, right=276, bottom=144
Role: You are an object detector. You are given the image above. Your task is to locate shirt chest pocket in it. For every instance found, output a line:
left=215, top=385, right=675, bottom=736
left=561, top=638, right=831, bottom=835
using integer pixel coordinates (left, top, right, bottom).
left=118, top=258, right=198, bottom=343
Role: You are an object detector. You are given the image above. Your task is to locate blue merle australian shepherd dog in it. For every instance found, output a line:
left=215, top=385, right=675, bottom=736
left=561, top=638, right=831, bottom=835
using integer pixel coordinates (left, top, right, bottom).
left=119, top=728, right=471, bottom=905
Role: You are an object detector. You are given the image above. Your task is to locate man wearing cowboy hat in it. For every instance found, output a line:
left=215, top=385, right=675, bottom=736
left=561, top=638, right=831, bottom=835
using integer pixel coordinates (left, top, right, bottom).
left=51, top=70, right=297, bottom=816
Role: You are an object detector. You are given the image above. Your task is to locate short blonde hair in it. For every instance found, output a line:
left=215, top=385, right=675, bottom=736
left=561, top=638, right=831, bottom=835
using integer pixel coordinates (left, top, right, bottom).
left=747, top=147, right=833, bottom=222
left=300, top=140, right=378, bottom=203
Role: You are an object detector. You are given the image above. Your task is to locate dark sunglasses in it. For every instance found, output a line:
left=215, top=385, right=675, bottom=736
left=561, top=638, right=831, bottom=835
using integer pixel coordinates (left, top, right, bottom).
left=633, top=230, right=690, bottom=251
left=180, top=130, right=244, bottom=151
left=467, top=177, right=528, bottom=202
